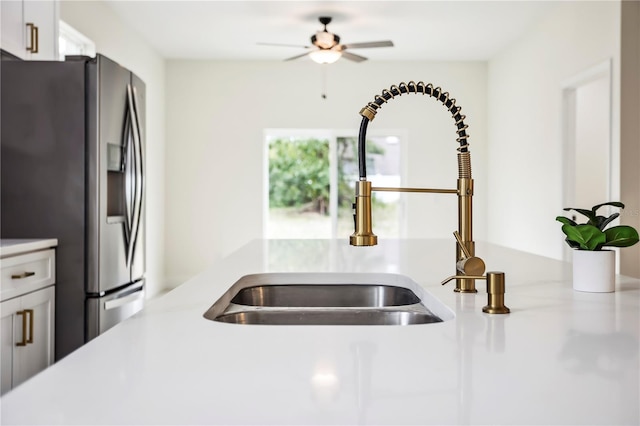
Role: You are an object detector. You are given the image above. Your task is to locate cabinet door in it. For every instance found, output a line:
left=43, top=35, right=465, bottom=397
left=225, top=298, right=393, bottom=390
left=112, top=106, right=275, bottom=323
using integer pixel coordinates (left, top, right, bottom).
left=0, top=0, right=26, bottom=59
left=12, top=286, right=55, bottom=389
left=0, top=0, right=58, bottom=60
left=23, top=0, right=59, bottom=60
left=0, top=297, right=21, bottom=395
left=1, top=249, right=56, bottom=303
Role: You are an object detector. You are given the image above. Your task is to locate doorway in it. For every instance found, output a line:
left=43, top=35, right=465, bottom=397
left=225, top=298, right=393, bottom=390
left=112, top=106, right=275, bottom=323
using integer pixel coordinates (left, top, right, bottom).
left=562, top=60, right=614, bottom=261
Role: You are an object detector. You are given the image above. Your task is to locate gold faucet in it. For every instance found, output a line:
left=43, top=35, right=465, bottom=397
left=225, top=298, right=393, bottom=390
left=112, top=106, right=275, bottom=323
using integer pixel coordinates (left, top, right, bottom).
left=349, top=82, right=509, bottom=313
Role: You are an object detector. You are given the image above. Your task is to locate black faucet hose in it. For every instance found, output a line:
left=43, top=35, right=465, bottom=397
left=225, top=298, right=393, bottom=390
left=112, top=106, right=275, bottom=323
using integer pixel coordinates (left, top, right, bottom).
left=357, top=81, right=470, bottom=179
left=358, top=117, right=369, bottom=180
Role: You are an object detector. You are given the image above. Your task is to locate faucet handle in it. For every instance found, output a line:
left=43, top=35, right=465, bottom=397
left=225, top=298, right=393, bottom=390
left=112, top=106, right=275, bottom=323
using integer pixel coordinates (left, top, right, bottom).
left=453, top=231, right=472, bottom=259
left=453, top=231, right=486, bottom=276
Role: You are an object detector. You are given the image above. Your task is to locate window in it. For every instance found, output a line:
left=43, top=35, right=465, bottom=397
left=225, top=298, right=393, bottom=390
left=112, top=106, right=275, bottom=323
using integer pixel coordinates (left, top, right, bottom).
left=265, top=130, right=405, bottom=239
left=58, top=21, right=96, bottom=60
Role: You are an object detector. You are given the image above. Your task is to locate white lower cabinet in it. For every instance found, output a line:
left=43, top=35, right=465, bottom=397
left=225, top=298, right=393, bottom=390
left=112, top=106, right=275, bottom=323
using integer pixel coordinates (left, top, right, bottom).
left=1, top=286, right=55, bottom=395
left=0, top=241, right=56, bottom=395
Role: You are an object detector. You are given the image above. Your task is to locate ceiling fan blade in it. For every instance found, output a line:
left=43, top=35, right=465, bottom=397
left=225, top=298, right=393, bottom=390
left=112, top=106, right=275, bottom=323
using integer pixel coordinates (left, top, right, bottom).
left=341, top=40, right=394, bottom=49
left=341, top=51, right=368, bottom=63
left=284, top=51, right=312, bottom=61
left=257, top=42, right=311, bottom=49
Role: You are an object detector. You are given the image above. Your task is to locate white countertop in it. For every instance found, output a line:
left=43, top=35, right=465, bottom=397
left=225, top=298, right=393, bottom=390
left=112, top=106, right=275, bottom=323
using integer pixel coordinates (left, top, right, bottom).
left=2, top=239, right=639, bottom=425
left=0, top=239, right=58, bottom=257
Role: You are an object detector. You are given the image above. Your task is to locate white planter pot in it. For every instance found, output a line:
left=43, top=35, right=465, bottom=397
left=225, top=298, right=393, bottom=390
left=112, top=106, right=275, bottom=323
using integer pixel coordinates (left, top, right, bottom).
left=572, top=250, right=615, bottom=293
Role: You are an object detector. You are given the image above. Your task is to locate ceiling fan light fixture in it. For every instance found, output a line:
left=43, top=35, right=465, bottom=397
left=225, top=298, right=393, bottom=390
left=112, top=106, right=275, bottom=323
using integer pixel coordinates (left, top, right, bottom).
left=309, top=49, right=342, bottom=64
left=261, top=16, right=392, bottom=64
left=314, top=30, right=337, bottom=49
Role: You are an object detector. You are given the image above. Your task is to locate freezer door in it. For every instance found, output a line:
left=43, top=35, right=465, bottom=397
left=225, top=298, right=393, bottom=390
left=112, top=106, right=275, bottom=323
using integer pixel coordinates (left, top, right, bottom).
left=85, top=280, right=144, bottom=341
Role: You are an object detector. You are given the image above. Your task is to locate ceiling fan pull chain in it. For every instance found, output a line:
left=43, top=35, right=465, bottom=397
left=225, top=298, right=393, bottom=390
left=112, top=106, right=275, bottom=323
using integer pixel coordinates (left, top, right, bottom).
left=321, top=65, right=328, bottom=99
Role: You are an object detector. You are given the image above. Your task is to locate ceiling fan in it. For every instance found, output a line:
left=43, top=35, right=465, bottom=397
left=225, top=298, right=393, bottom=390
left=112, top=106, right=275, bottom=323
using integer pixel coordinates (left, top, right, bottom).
left=259, top=16, right=394, bottom=64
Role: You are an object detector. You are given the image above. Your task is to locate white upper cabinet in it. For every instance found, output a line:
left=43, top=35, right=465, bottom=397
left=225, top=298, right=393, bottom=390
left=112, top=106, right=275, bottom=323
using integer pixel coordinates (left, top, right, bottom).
left=1, top=0, right=24, bottom=57
left=1, top=0, right=59, bottom=60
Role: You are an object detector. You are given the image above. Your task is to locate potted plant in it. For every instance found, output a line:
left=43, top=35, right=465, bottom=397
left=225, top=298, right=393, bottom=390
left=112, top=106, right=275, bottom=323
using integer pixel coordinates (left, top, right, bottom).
left=556, top=202, right=639, bottom=292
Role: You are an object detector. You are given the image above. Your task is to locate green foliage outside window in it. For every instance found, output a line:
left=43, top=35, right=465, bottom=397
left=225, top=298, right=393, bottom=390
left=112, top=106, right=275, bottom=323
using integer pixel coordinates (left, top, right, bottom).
left=269, top=138, right=330, bottom=214
left=269, top=137, right=386, bottom=215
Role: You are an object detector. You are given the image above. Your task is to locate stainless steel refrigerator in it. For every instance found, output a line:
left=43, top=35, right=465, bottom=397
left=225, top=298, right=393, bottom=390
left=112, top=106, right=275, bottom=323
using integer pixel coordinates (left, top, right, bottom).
left=1, top=53, right=146, bottom=360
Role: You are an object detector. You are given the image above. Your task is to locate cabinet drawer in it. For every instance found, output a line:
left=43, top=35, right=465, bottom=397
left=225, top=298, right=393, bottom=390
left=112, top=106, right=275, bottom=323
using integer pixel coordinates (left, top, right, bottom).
left=1, top=249, right=55, bottom=302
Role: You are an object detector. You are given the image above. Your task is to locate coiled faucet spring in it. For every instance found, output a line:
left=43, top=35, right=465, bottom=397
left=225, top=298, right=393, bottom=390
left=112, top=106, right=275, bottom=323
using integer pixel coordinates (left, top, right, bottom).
left=357, top=81, right=470, bottom=180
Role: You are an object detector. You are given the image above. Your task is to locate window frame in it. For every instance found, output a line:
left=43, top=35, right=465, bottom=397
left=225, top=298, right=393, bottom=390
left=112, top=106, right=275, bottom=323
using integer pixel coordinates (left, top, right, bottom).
left=58, top=20, right=96, bottom=60
left=263, top=128, right=408, bottom=239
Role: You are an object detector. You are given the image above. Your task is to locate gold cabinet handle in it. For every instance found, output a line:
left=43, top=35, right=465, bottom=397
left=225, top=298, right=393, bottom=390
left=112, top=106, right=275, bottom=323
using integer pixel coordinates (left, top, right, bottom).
left=11, top=271, right=35, bottom=279
left=26, top=309, right=34, bottom=344
left=26, top=22, right=39, bottom=53
left=16, top=310, right=27, bottom=346
left=15, top=309, right=34, bottom=346
left=16, top=311, right=27, bottom=346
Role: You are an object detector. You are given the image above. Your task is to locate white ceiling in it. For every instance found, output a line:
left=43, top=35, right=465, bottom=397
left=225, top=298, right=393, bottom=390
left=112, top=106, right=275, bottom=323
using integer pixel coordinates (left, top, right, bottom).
left=105, top=1, right=557, bottom=61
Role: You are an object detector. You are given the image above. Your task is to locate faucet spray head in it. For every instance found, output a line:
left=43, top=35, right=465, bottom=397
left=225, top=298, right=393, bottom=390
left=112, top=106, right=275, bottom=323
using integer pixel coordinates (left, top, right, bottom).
left=350, top=180, right=378, bottom=246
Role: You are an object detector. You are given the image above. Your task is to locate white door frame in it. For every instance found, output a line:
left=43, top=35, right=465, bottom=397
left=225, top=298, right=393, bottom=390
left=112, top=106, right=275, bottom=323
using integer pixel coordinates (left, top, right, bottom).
left=561, top=59, right=615, bottom=261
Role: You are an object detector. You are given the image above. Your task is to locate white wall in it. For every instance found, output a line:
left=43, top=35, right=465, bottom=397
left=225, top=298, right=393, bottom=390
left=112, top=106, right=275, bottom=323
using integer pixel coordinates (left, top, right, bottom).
left=58, top=0, right=632, bottom=287
left=487, top=1, right=621, bottom=259
left=165, top=61, right=487, bottom=286
left=60, top=1, right=167, bottom=297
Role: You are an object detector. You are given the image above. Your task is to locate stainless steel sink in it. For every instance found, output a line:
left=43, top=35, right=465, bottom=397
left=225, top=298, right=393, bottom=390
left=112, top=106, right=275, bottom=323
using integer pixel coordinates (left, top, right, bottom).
left=203, top=273, right=454, bottom=326
left=230, top=284, right=421, bottom=307
left=215, top=309, right=441, bottom=325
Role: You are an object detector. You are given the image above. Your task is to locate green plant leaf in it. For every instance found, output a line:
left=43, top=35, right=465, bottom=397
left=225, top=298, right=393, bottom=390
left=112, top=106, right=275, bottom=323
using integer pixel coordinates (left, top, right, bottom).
left=592, top=201, right=625, bottom=212
left=595, top=212, right=620, bottom=231
left=564, top=238, right=581, bottom=249
left=562, top=207, right=596, bottom=223
left=603, top=226, right=640, bottom=248
left=563, top=202, right=626, bottom=229
left=559, top=202, right=638, bottom=249
left=561, top=224, right=606, bottom=250
left=556, top=216, right=577, bottom=226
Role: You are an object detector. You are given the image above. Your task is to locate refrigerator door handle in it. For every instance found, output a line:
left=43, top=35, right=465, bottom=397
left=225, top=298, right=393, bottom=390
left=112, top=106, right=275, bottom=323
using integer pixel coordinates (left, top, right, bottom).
left=131, top=85, right=144, bottom=266
left=125, top=84, right=144, bottom=268
left=122, top=104, right=133, bottom=248
left=104, top=286, right=145, bottom=311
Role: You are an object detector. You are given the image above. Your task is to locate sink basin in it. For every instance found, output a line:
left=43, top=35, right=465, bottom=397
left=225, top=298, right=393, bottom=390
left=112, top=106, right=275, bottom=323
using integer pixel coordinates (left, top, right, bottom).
left=230, top=284, right=421, bottom=307
left=215, top=309, right=441, bottom=326
left=203, top=272, right=454, bottom=326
